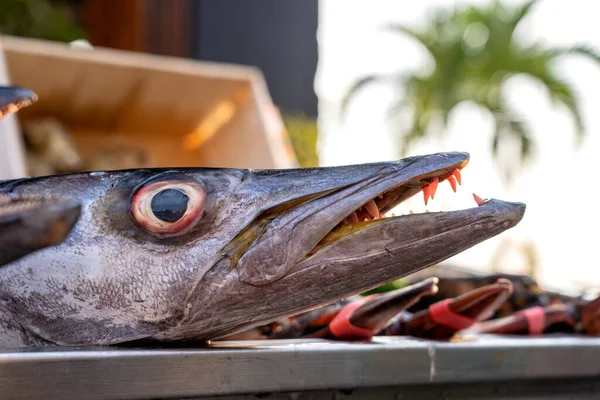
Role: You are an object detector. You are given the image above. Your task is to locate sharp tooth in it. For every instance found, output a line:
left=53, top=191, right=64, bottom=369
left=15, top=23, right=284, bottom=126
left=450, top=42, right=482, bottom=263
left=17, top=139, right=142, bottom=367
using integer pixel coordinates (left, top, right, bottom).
left=452, top=168, right=462, bottom=185
left=365, top=199, right=379, bottom=219
left=472, top=193, right=486, bottom=206
left=429, top=177, right=439, bottom=199
left=423, top=185, right=431, bottom=205
left=358, top=212, right=370, bottom=222
left=345, top=212, right=359, bottom=224
left=447, top=175, right=457, bottom=192
left=377, top=194, right=383, bottom=199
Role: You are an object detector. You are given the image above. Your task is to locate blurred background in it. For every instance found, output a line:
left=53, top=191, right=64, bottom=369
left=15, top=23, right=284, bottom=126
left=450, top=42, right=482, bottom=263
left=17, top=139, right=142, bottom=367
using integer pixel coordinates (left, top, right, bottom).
left=0, top=0, right=598, bottom=295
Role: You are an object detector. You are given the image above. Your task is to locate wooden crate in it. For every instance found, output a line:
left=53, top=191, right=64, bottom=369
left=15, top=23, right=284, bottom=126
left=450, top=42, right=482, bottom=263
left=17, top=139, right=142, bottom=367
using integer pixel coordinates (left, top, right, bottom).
left=0, top=35, right=297, bottom=178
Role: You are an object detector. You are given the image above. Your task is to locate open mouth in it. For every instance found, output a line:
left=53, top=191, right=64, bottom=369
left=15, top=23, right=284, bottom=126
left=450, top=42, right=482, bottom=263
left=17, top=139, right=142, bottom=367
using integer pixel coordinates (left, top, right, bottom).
left=310, top=159, right=484, bottom=253
left=340, top=165, right=465, bottom=225
left=230, top=153, right=505, bottom=287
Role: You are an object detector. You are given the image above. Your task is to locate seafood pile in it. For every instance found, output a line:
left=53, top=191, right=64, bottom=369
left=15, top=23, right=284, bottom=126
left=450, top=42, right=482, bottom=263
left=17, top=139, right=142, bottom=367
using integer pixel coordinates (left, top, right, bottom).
left=222, top=272, right=599, bottom=342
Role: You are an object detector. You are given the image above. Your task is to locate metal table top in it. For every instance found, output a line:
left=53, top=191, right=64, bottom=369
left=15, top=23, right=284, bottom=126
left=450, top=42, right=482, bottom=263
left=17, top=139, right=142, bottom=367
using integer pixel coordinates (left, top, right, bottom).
left=1, top=335, right=600, bottom=399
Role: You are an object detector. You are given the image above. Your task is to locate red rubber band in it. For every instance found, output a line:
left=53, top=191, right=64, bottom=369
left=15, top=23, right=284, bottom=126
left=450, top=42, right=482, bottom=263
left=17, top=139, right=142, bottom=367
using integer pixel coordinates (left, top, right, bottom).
left=521, top=306, right=545, bottom=336
left=329, top=295, right=379, bottom=339
left=428, top=298, right=476, bottom=331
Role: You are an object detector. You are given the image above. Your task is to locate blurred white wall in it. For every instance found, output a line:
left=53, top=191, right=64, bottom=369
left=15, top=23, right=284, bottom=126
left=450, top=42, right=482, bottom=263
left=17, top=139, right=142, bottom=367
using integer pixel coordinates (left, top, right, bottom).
left=316, top=0, right=600, bottom=293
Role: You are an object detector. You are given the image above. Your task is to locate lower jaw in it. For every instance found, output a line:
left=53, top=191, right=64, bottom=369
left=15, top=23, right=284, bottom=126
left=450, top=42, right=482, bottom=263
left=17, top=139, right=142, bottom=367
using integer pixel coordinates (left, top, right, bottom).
left=309, top=195, right=484, bottom=259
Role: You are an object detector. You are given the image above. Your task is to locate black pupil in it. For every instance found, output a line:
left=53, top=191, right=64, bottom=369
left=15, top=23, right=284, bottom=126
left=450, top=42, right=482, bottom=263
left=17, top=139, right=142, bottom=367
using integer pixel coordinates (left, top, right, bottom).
left=151, top=189, right=189, bottom=223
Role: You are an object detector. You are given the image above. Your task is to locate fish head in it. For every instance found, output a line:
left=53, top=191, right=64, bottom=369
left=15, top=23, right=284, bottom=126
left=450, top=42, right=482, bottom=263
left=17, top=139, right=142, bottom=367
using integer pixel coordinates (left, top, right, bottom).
left=0, top=151, right=525, bottom=345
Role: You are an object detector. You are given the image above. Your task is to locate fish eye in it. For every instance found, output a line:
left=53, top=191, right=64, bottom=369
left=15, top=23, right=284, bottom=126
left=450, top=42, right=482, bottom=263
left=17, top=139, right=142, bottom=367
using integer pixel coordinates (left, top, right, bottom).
left=130, top=178, right=206, bottom=238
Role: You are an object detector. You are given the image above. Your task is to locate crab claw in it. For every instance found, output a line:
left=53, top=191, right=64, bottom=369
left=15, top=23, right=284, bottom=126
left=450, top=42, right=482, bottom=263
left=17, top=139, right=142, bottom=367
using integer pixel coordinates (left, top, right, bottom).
left=304, top=278, right=439, bottom=341
left=469, top=304, right=575, bottom=336
left=403, top=271, right=590, bottom=322
left=335, top=278, right=439, bottom=340
left=0, top=86, right=38, bottom=120
left=398, top=278, right=513, bottom=340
